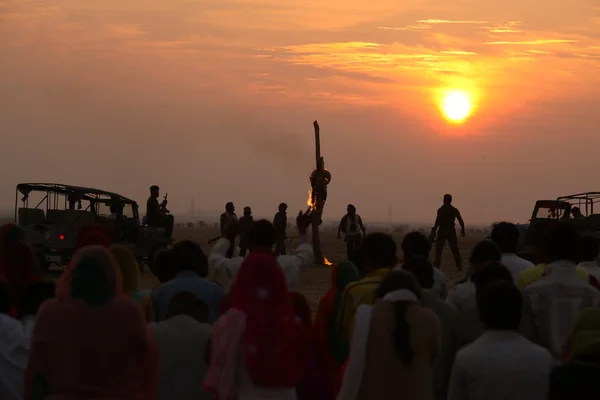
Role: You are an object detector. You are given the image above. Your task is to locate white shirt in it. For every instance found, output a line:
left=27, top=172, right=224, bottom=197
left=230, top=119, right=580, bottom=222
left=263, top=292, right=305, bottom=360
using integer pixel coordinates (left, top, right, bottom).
left=149, top=315, right=212, bottom=400
left=0, top=314, right=30, bottom=400
left=577, top=261, right=600, bottom=280
left=446, top=281, right=482, bottom=345
left=501, top=253, right=534, bottom=282
left=522, top=260, right=600, bottom=358
left=447, top=330, right=555, bottom=400
left=208, top=237, right=314, bottom=289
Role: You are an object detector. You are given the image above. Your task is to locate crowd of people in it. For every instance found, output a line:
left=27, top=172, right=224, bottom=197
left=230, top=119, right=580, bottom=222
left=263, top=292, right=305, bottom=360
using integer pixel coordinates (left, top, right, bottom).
left=1, top=211, right=600, bottom=400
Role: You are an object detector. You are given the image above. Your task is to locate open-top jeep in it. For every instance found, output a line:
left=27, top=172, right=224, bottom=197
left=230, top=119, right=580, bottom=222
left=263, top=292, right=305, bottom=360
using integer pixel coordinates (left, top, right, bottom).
left=15, top=183, right=171, bottom=269
left=518, top=192, right=600, bottom=262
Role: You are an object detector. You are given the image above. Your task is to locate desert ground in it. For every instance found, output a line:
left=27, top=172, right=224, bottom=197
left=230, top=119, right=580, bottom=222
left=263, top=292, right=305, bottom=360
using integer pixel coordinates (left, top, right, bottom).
left=140, top=226, right=489, bottom=313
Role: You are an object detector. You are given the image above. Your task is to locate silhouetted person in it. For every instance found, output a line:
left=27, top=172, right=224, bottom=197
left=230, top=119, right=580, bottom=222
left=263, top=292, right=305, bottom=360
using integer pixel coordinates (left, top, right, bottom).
left=337, top=204, right=366, bottom=259
left=572, top=207, right=584, bottom=219
left=238, top=207, right=253, bottom=257
left=431, top=194, right=465, bottom=271
left=310, top=156, right=331, bottom=212
left=146, top=185, right=174, bottom=239
left=220, top=202, right=237, bottom=258
left=273, top=203, right=288, bottom=256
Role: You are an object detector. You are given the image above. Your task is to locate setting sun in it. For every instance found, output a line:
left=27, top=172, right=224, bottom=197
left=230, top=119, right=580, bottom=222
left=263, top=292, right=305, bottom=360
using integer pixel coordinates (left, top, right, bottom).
left=441, top=90, right=472, bottom=123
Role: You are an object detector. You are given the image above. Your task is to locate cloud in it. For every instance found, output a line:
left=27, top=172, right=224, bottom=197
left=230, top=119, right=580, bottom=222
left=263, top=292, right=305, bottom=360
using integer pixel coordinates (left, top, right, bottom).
left=486, top=39, right=578, bottom=45
left=377, top=25, right=431, bottom=31
left=417, top=19, right=488, bottom=24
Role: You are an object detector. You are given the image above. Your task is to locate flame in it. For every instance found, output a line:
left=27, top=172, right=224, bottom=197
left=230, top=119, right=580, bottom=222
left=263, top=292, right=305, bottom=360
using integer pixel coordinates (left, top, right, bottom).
left=307, top=189, right=316, bottom=210
left=324, top=257, right=333, bottom=266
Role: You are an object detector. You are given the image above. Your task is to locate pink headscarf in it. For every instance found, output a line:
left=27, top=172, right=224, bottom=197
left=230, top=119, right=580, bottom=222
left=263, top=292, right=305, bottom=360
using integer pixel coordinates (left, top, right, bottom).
left=204, top=253, right=309, bottom=399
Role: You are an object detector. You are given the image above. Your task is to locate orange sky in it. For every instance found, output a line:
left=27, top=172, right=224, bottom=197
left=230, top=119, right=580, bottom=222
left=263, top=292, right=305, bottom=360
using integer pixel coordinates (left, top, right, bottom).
left=1, top=0, right=599, bottom=224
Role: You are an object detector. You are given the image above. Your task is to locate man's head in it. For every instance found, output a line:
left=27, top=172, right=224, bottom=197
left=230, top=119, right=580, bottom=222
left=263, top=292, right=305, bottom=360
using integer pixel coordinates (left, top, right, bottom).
left=278, top=203, right=288, bottom=213
left=361, top=233, right=397, bottom=272
left=401, top=231, right=430, bottom=260
left=170, top=240, right=208, bottom=278
left=490, top=222, right=520, bottom=254
left=578, top=235, right=600, bottom=263
left=225, top=202, right=235, bottom=213
left=375, top=269, right=422, bottom=300
left=151, top=248, right=175, bottom=283
left=538, top=220, right=580, bottom=263
left=21, top=281, right=56, bottom=316
left=443, top=194, right=453, bottom=205
left=150, top=185, right=160, bottom=198
left=347, top=204, right=356, bottom=215
left=471, top=262, right=513, bottom=293
left=469, top=240, right=502, bottom=270
left=401, top=255, right=434, bottom=290
left=166, top=291, right=210, bottom=323
left=243, top=206, right=252, bottom=216
left=477, top=281, right=523, bottom=331
left=249, top=220, right=276, bottom=250
left=572, top=207, right=583, bottom=217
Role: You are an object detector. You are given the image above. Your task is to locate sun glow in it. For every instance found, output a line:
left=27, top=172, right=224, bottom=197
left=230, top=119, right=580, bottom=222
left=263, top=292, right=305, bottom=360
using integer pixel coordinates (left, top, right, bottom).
left=441, top=90, right=472, bottom=123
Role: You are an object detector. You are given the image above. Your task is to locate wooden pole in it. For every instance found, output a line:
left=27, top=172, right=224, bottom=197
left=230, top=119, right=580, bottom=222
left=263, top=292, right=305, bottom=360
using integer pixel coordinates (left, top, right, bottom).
left=312, top=120, right=324, bottom=265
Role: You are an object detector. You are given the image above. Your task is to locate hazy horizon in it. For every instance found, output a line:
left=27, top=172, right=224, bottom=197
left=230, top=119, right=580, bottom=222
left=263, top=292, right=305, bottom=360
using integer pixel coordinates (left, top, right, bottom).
left=2, top=0, right=598, bottom=225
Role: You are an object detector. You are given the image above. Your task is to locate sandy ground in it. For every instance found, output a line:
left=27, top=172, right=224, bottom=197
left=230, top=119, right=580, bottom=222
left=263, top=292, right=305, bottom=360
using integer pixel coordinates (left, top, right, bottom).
left=139, top=227, right=489, bottom=314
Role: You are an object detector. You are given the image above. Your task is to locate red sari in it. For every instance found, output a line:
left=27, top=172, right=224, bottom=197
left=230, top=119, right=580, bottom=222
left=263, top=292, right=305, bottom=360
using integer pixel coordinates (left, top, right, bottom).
left=313, top=261, right=359, bottom=387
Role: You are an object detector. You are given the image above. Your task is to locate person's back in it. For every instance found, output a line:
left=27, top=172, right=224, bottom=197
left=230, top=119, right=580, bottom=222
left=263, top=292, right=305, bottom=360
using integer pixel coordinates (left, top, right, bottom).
left=448, top=282, right=554, bottom=400
left=522, top=222, right=600, bottom=357
left=338, top=233, right=396, bottom=340
left=30, top=298, right=152, bottom=398
left=356, top=271, right=440, bottom=400
left=436, top=203, right=459, bottom=230
left=152, top=241, right=224, bottom=323
left=149, top=292, right=212, bottom=400
left=491, top=222, right=534, bottom=281
left=402, top=256, right=458, bottom=400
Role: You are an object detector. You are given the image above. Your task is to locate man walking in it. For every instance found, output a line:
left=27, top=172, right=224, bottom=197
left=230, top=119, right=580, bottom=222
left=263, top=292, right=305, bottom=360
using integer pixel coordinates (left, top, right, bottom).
left=337, top=204, right=366, bottom=259
left=430, top=194, right=465, bottom=271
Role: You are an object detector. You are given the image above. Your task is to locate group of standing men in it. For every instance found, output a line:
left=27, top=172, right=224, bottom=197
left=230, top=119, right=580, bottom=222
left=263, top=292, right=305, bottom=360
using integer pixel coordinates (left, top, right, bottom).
left=219, top=202, right=290, bottom=258
left=146, top=184, right=467, bottom=270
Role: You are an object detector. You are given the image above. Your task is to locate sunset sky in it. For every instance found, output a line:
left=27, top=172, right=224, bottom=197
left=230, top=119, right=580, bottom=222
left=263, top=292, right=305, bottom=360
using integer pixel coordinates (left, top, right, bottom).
left=1, top=0, right=599, bottom=224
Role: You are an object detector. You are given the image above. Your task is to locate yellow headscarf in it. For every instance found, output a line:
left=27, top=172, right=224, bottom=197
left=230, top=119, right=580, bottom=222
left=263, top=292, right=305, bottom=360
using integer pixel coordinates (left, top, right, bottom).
left=571, top=308, right=600, bottom=358
left=109, top=245, right=140, bottom=295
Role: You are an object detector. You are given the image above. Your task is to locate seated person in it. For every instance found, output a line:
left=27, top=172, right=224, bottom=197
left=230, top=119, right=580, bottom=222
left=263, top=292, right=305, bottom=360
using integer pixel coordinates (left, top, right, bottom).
left=146, top=185, right=174, bottom=238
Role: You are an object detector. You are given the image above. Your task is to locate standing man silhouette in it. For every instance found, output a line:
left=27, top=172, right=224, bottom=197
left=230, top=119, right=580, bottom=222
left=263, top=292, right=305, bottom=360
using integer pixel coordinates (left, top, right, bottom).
left=430, top=194, right=465, bottom=271
left=273, top=203, right=288, bottom=256
left=220, top=202, right=238, bottom=258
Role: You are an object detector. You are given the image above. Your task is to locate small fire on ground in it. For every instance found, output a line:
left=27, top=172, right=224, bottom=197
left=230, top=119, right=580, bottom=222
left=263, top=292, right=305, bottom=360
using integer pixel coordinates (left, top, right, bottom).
left=324, top=257, right=333, bottom=266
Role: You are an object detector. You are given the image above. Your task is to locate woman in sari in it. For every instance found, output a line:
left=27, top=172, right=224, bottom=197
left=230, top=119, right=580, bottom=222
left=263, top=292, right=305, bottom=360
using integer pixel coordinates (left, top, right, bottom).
left=291, top=291, right=334, bottom=400
left=313, top=261, right=359, bottom=384
left=203, top=253, right=310, bottom=400
left=25, top=246, right=159, bottom=400
left=110, top=245, right=154, bottom=322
